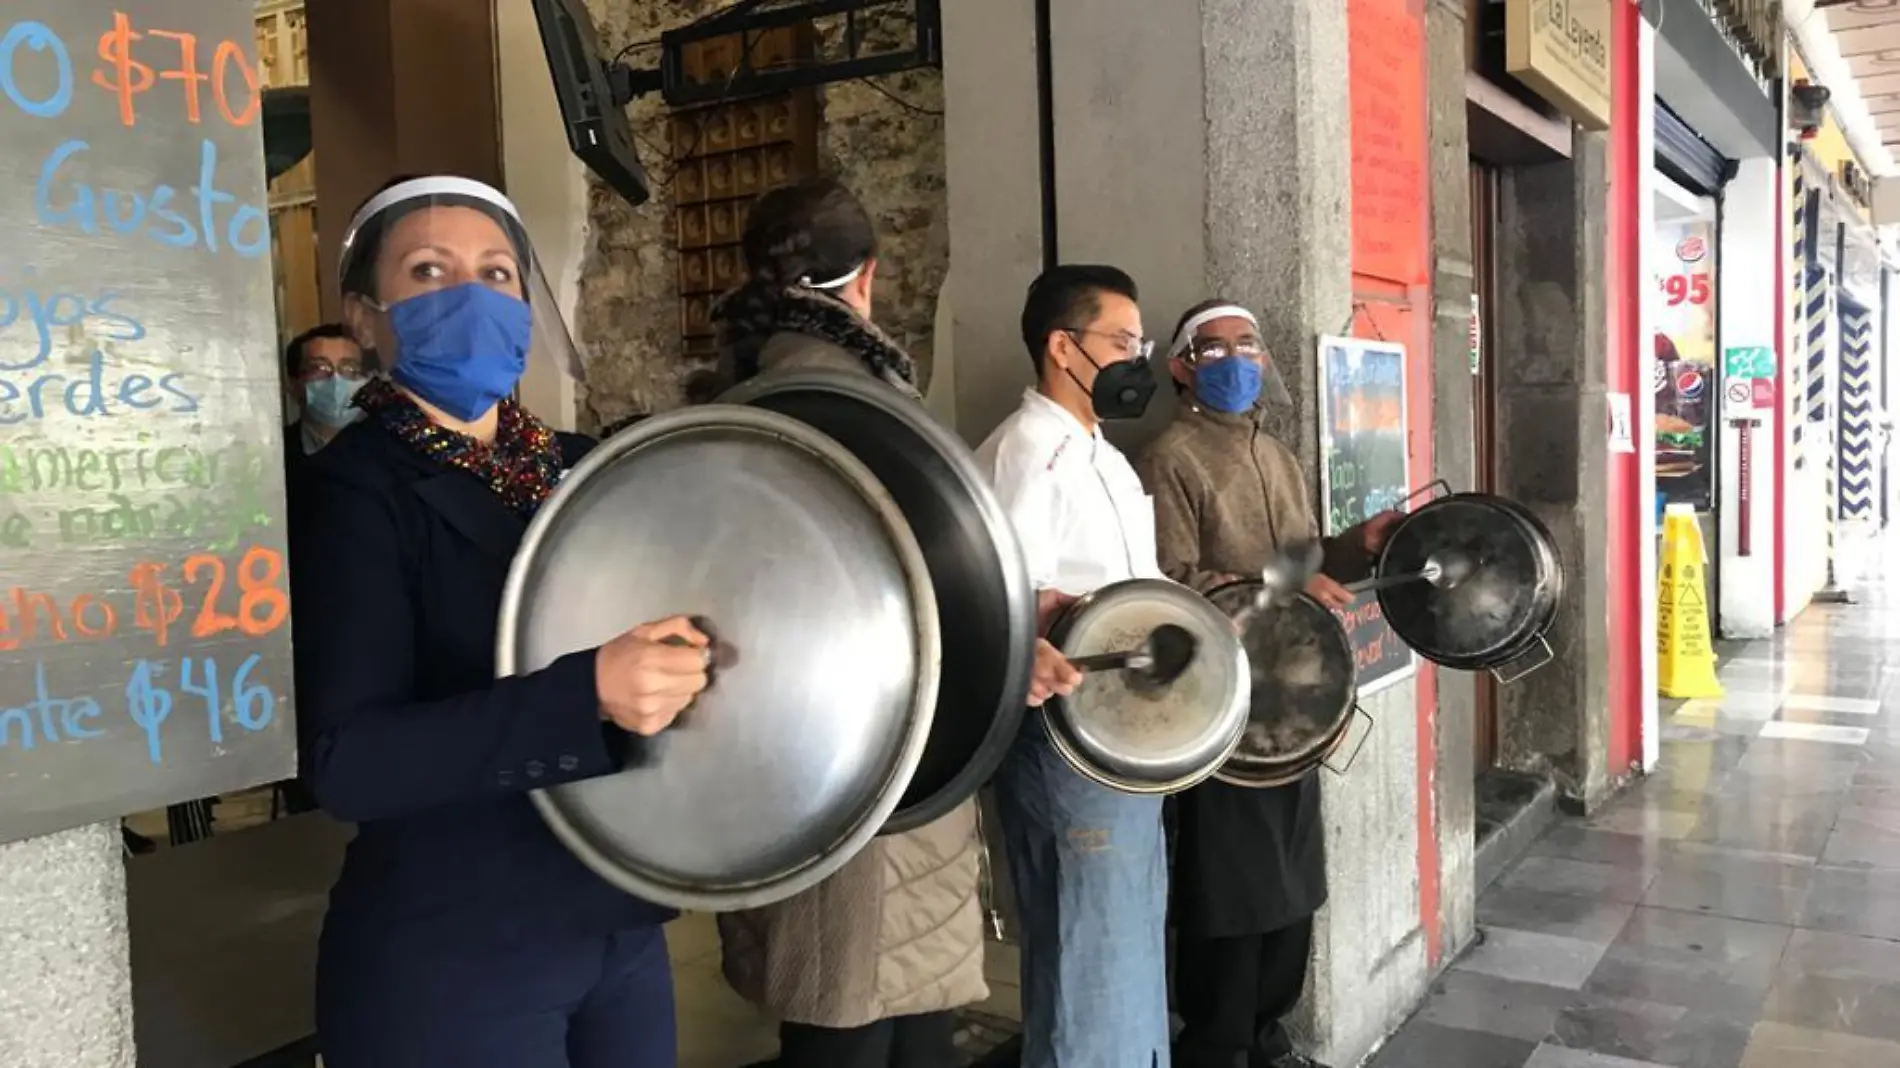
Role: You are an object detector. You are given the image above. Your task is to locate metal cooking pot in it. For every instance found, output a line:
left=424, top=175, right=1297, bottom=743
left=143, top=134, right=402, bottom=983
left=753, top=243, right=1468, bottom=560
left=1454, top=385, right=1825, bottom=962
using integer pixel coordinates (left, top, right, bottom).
left=497, top=406, right=942, bottom=912
left=1043, top=579, right=1251, bottom=794
left=719, top=370, right=1038, bottom=834
left=1204, top=582, right=1364, bottom=787
left=1374, top=489, right=1563, bottom=682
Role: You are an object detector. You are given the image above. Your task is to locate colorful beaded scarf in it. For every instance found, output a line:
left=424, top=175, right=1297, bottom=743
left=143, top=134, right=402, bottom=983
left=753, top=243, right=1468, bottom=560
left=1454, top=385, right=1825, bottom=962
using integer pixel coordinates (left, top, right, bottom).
left=355, top=377, right=562, bottom=517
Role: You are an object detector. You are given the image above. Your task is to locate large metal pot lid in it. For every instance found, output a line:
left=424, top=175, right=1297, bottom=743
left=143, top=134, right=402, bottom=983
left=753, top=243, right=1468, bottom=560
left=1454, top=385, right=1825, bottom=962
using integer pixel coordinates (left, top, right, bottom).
left=718, top=370, right=1036, bottom=834
left=1375, top=493, right=1562, bottom=669
left=497, top=406, right=942, bottom=912
left=1204, top=583, right=1358, bottom=782
left=1044, top=579, right=1250, bottom=795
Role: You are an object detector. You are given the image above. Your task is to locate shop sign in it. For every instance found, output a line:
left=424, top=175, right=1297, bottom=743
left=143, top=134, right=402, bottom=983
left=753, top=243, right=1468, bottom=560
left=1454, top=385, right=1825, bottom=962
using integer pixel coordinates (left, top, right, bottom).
left=1722, top=346, right=1776, bottom=419
left=1654, top=217, right=1718, bottom=511
left=1505, top=0, right=1612, bottom=130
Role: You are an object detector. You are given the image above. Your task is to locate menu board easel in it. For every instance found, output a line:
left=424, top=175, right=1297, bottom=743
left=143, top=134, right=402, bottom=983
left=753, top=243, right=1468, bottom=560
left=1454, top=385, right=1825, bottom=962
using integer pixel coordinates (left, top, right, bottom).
left=0, top=0, right=295, bottom=844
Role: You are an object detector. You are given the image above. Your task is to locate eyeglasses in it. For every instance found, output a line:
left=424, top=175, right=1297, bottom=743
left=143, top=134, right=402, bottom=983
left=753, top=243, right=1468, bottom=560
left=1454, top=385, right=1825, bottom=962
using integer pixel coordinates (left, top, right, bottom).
left=1064, top=328, right=1155, bottom=363
left=1186, top=339, right=1266, bottom=363
left=301, top=362, right=366, bottom=381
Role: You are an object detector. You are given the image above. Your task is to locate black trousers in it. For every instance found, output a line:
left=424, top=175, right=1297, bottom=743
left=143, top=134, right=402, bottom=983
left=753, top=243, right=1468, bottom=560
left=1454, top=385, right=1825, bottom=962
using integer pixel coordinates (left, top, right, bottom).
left=774, top=1011, right=957, bottom=1068
left=1172, top=918, right=1314, bottom=1068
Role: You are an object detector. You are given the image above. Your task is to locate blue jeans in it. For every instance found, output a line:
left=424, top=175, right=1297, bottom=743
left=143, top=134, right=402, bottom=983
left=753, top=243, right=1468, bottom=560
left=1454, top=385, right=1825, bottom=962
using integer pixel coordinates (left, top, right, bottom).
left=994, top=717, right=1170, bottom=1068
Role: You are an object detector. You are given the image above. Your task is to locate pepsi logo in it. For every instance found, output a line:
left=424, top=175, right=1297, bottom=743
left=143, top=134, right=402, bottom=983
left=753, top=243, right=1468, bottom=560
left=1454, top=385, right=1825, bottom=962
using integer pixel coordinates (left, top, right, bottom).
left=1676, top=368, right=1706, bottom=399
left=1676, top=236, right=1708, bottom=264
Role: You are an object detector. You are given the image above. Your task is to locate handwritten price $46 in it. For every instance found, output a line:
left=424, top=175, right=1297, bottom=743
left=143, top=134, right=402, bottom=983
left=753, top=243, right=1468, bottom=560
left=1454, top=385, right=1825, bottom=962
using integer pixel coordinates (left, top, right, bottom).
left=123, top=653, right=273, bottom=765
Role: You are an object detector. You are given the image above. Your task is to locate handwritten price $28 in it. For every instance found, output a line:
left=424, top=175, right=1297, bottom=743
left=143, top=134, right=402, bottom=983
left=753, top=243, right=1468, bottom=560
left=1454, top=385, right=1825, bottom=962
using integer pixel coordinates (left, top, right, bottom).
left=129, top=545, right=289, bottom=647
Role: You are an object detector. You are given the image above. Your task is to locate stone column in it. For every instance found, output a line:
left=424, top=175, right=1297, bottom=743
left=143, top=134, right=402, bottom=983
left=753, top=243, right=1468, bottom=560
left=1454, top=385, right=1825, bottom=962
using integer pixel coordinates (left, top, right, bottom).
left=1493, top=138, right=1614, bottom=808
left=1423, top=0, right=1479, bottom=961
left=0, top=824, right=135, bottom=1068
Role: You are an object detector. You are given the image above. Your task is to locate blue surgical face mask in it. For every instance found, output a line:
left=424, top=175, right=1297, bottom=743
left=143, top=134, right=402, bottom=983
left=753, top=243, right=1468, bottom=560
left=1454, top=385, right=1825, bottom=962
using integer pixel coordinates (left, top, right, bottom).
left=380, top=284, right=532, bottom=422
left=1193, top=357, right=1264, bottom=413
left=303, top=375, right=366, bottom=428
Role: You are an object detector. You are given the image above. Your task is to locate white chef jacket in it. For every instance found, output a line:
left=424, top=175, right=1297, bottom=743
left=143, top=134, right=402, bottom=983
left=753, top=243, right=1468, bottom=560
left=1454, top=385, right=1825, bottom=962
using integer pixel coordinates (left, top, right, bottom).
left=976, top=388, right=1164, bottom=595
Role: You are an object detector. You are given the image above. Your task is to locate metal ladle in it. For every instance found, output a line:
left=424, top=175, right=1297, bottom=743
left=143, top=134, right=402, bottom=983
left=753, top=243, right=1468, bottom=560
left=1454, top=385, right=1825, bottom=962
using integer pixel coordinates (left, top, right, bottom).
left=1066, top=623, right=1200, bottom=685
left=1343, top=550, right=1477, bottom=596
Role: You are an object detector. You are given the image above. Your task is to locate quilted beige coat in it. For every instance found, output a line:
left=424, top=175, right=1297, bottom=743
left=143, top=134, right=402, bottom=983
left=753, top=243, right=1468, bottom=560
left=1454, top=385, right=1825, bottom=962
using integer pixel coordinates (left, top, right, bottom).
left=717, top=804, right=989, bottom=1027
left=714, top=313, right=989, bottom=1027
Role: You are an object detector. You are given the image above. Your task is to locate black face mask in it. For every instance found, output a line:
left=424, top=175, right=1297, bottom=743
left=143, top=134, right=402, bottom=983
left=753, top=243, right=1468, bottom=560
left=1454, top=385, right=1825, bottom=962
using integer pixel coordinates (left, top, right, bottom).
left=1064, top=336, right=1158, bottom=421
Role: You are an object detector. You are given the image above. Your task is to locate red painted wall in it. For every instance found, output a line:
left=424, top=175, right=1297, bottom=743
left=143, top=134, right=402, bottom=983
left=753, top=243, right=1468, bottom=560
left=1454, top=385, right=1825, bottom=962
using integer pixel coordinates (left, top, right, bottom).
left=1605, top=0, right=1642, bottom=777
left=1347, top=0, right=1440, bottom=964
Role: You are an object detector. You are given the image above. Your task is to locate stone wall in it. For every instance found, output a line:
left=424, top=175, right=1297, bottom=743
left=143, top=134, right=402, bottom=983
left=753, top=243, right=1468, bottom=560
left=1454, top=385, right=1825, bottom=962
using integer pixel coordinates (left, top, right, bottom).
left=574, top=0, right=947, bottom=432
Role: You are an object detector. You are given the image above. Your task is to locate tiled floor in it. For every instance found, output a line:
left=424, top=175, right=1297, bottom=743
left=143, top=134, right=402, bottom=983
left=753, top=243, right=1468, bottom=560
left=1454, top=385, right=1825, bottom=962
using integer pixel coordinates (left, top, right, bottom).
left=1372, top=568, right=1900, bottom=1068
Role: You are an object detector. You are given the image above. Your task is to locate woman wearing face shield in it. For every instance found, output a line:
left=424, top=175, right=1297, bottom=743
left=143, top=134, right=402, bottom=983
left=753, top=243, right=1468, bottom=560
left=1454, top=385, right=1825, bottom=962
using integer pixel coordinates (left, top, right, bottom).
left=289, top=176, right=710, bottom=1067
left=710, top=178, right=994, bottom=1068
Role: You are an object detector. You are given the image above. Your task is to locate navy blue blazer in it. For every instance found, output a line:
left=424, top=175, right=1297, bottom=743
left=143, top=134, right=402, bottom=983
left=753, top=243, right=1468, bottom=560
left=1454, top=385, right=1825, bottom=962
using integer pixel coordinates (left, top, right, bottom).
left=288, top=418, right=672, bottom=953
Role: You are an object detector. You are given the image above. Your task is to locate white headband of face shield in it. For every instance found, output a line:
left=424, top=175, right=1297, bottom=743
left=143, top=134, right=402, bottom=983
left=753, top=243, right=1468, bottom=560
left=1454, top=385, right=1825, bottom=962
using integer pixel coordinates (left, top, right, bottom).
left=1168, top=304, right=1260, bottom=358
left=799, top=262, right=866, bottom=291
left=337, top=176, right=526, bottom=281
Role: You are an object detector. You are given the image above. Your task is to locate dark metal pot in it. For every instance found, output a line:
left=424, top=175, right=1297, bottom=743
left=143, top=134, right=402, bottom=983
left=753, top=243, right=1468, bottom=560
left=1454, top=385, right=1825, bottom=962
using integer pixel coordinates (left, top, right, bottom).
left=719, top=370, right=1039, bottom=833
left=1374, top=491, right=1563, bottom=681
left=1204, top=583, right=1363, bottom=787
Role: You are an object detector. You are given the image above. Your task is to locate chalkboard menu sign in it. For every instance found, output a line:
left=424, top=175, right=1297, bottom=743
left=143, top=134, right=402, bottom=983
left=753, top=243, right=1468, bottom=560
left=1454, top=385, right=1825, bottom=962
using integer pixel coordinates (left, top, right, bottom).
left=1317, top=336, right=1417, bottom=695
left=0, top=1, right=294, bottom=844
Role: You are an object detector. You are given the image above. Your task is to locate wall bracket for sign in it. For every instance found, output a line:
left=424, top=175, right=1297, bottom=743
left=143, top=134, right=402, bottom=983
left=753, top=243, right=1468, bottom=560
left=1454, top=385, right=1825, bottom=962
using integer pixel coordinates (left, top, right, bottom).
left=619, top=0, right=941, bottom=108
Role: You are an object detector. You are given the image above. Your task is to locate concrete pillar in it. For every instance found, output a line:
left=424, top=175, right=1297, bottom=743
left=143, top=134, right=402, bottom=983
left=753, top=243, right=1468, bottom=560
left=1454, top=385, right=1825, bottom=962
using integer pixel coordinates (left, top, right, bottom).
left=1715, top=157, right=1780, bottom=639
left=940, top=0, right=1044, bottom=443
left=0, top=824, right=134, bottom=1067
left=1493, top=138, right=1615, bottom=808
left=1423, top=0, right=1478, bottom=962
left=945, top=2, right=1469, bottom=1064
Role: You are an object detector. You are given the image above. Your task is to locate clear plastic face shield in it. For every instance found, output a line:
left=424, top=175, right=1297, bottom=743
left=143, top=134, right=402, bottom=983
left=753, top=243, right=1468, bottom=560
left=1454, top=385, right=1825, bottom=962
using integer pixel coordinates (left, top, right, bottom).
left=336, top=177, right=584, bottom=420
left=1168, top=304, right=1292, bottom=411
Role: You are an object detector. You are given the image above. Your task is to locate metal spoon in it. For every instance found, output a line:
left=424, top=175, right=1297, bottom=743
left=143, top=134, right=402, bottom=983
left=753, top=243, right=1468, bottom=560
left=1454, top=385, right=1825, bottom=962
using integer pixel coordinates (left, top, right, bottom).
left=1230, top=540, right=1326, bottom=633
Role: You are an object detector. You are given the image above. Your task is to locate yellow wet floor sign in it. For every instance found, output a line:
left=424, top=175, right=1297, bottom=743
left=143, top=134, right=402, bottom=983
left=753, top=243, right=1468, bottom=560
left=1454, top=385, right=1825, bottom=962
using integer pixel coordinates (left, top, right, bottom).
left=1658, top=504, right=1723, bottom=699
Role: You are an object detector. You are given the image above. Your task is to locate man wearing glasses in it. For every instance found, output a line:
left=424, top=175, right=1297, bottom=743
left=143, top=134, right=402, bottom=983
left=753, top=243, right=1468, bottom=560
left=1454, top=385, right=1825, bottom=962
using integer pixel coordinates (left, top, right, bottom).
left=274, top=323, right=371, bottom=817
left=1135, top=300, right=1399, bottom=1068
left=284, top=324, right=371, bottom=464
left=975, top=265, right=1168, bottom=1068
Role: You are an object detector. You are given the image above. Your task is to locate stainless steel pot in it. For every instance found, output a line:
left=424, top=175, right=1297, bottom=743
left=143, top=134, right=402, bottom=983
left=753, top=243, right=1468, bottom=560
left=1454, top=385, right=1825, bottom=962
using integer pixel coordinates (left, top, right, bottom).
left=1374, top=491, right=1563, bottom=681
left=497, top=405, right=942, bottom=912
left=1204, top=583, right=1361, bottom=787
left=718, top=370, right=1038, bottom=833
left=1043, top=579, right=1251, bottom=794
